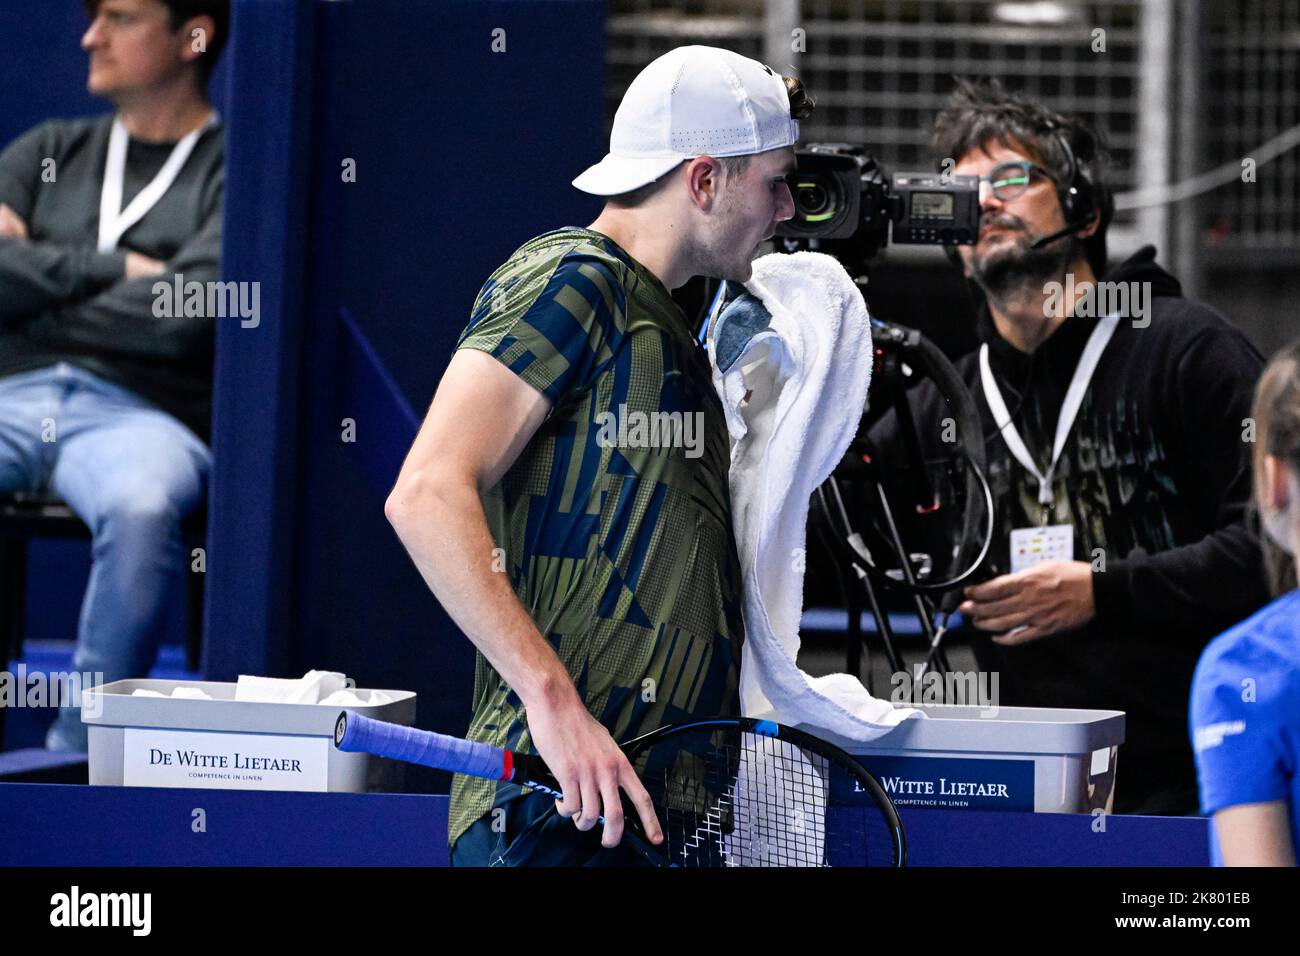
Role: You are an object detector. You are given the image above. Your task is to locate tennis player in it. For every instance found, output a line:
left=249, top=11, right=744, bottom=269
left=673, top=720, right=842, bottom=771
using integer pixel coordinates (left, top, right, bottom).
left=385, top=46, right=813, bottom=866
left=1191, top=340, right=1300, bottom=866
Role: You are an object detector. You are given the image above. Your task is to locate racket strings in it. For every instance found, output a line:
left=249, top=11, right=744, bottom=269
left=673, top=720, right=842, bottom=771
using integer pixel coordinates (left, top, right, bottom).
left=641, top=729, right=897, bottom=867
left=651, top=733, right=826, bottom=866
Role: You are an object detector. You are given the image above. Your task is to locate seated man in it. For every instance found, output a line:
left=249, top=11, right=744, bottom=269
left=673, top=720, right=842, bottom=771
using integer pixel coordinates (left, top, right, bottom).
left=0, top=0, right=228, bottom=750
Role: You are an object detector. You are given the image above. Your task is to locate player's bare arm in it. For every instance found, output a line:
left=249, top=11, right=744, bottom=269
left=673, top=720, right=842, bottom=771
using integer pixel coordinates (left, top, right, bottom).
left=384, top=348, right=662, bottom=848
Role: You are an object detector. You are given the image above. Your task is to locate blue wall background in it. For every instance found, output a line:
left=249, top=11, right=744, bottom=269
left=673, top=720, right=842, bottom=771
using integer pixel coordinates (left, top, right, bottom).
left=206, top=0, right=607, bottom=794
left=3, top=0, right=607, bottom=781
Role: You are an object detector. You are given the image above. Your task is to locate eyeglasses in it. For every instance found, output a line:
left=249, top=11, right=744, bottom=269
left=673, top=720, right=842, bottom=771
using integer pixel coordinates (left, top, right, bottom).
left=978, top=161, right=1058, bottom=201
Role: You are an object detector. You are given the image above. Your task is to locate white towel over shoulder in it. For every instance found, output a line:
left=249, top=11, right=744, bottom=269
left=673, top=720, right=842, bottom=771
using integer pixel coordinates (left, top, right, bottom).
left=708, top=251, right=921, bottom=741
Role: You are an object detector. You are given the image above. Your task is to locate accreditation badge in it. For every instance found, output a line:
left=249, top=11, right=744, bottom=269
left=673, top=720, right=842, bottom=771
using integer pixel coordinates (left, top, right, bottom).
left=1009, top=524, right=1074, bottom=574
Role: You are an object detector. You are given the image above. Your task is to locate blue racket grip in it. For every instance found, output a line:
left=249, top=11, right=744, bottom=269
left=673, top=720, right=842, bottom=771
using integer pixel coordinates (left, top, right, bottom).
left=334, top=711, right=508, bottom=781
left=336, top=711, right=671, bottom=865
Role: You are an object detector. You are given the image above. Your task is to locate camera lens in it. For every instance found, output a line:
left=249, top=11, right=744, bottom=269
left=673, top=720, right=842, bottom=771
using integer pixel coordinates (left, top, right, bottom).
left=795, top=175, right=838, bottom=224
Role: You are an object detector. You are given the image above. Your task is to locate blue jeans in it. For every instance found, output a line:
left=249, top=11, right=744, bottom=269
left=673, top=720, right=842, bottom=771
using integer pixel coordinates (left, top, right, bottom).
left=0, top=363, right=211, bottom=751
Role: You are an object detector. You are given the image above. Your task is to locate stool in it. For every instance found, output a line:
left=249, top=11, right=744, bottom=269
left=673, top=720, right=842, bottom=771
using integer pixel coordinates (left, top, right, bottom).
left=0, top=491, right=206, bottom=748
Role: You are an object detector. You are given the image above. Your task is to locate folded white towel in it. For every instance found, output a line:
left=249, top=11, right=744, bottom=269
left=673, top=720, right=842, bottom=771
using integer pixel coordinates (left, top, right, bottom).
left=286, top=670, right=348, bottom=704
left=131, top=678, right=389, bottom=707
left=235, top=670, right=348, bottom=704
left=709, top=251, right=922, bottom=742
left=171, top=687, right=212, bottom=700
left=319, top=689, right=394, bottom=708
left=130, top=687, right=212, bottom=699
left=235, top=675, right=304, bottom=703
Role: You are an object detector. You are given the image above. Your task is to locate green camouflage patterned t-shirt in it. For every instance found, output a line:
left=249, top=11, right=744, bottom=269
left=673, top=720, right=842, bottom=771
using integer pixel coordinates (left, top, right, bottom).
left=447, top=227, right=745, bottom=848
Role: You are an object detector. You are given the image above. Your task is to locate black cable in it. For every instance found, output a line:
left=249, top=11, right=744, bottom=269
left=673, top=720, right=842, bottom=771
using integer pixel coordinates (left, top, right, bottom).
left=839, top=447, right=994, bottom=596
left=862, top=320, right=996, bottom=595
left=813, top=484, right=905, bottom=677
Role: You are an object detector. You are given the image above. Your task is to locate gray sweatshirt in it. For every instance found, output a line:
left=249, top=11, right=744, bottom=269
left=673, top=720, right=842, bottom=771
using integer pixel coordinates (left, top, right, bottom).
left=0, top=113, right=224, bottom=441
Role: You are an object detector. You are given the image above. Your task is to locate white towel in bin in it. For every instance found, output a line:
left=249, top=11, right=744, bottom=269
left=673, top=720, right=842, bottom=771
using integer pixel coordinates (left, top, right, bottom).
left=235, top=670, right=348, bottom=704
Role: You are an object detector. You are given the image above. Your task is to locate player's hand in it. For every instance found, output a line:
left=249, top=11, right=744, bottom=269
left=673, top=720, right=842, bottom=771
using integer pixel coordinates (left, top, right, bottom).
left=125, top=251, right=167, bottom=279
left=0, top=203, right=28, bottom=238
left=959, top=560, right=1096, bottom=645
left=525, top=690, right=664, bottom=850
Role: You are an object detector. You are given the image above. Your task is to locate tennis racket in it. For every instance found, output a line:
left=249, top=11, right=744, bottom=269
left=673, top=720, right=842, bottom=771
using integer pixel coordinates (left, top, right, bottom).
left=335, top=712, right=906, bottom=867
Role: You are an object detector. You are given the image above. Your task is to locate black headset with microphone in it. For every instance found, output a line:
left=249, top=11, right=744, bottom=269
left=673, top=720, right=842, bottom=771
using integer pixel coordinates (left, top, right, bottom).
left=1028, top=127, right=1101, bottom=250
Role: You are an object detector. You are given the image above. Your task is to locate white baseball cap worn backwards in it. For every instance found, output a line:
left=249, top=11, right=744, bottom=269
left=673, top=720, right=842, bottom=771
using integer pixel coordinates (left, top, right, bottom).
left=572, top=45, right=800, bottom=197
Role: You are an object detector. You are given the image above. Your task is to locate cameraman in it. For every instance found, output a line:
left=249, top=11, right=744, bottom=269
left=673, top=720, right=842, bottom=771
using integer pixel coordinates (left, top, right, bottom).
left=866, top=79, right=1269, bottom=814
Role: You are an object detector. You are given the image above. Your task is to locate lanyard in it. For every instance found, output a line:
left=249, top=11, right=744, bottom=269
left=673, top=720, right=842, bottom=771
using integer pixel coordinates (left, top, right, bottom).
left=97, top=112, right=217, bottom=253
left=980, top=312, right=1121, bottom=510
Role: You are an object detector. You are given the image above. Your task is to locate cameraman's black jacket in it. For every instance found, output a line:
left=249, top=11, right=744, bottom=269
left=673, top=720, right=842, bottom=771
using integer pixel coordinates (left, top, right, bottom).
left=866, top=246, right=1269, bottom=814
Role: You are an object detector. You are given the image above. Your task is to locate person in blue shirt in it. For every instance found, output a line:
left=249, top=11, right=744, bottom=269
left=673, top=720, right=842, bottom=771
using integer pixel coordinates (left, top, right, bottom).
left=1191, top=338, right=1300, bottom=866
